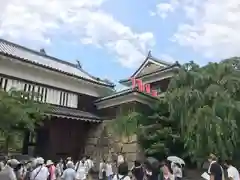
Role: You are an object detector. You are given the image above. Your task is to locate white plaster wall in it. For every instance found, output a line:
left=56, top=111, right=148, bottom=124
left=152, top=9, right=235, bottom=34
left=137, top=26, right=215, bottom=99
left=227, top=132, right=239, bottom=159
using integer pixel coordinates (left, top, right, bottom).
left=141, top=70, right=175, bottom=84
left=0, top=55, right=110, bottom=97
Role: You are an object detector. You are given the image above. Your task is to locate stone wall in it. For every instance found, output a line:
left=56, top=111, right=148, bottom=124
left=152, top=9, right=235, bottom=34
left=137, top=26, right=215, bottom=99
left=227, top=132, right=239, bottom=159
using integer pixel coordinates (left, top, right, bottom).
left=84, top=120, right=143, bottom=170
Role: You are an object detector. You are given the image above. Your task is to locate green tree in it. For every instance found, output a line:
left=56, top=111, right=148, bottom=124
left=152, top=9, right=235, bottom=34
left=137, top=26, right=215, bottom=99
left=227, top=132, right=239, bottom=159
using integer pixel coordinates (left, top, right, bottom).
left=111, top=58, right=240, bottom=163
left=138, top=100, right=183, bottom=160
left=166, top=59, right=240, bottom=162
left=0, top=88, right=48, bottom=153
left=110, top=101, right=182, bottom=160
left=111, top=111, right=142, bottom=139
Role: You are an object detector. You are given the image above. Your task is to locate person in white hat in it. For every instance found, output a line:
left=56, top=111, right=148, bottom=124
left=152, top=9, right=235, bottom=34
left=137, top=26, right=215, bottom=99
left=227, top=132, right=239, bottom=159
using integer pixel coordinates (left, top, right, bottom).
left=46, top=160, right=56, bottom=180
left=30, top=157, right=49, bottom=180
left=0, top=159, right=20, bottom=180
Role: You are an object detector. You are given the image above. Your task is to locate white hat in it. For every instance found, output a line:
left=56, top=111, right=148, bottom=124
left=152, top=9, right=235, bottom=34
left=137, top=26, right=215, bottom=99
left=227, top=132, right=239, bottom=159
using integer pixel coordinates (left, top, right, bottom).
left=9, top=159, right=20, bottom=165
left=36, top=157, right=44, bottom=165
left=46, top=160, right=54, bottom=166
left=7, top=159, right=20, bottom=167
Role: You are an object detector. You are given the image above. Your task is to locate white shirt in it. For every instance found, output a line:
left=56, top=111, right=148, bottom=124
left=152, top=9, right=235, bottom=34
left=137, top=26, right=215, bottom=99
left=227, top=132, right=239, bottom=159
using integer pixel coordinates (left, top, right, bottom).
left=117, top=155, right=124, bottom=165
left=75, top=164, right=87, bottom=180
left=85, top=159, right=94, bottom=172
left=99, top=162, right=106, bottom=179
left=227, top=166, right=240, bottom=180
left=106, top=163, right=113, bottom=177
left=0, top=162, right=4, bottom=170
left=30, top=165, right=49, bottom=180
left=86, top=159, right=94, bottom=168
left=0, top=165, right=17, bottom=180
left=172, top=166, right=182, bottom=178
left=99, top=162, right=106, bottom=172
left=56, top=163, right=64, bottom=176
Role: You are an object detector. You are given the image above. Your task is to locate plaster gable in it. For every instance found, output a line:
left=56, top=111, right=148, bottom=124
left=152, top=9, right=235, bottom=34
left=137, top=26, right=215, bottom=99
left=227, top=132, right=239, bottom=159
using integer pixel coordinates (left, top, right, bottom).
left=131, top=52, right=173, bottom=78
left=135, top=60, right=166, bottom=77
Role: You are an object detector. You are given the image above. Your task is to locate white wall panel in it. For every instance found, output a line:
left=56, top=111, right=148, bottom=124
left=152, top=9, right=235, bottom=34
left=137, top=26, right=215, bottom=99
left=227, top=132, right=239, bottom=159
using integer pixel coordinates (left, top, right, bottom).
left=0, top=76, right=78, bottom=108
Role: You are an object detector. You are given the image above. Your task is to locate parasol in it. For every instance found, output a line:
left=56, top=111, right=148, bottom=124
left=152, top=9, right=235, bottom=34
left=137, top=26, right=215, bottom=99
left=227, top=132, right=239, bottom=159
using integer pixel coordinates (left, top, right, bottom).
left=167, top=156, right=185, bottom=165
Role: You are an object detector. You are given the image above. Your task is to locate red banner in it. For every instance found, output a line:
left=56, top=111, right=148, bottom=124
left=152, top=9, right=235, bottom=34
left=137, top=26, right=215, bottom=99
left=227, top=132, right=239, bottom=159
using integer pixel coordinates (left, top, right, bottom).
left=131, top=78, right=158, bottom=97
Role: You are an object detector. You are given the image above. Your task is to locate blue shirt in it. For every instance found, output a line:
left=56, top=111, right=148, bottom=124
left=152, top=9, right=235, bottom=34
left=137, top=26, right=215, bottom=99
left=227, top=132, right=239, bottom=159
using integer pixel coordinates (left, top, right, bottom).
left=62, top=168, right=76, bottom=180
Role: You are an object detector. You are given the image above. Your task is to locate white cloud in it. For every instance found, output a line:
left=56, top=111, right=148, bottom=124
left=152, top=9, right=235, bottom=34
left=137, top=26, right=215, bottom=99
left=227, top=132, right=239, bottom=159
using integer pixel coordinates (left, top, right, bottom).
left=0, top=0, right=155, bottom=68
left=171, top=0, right=240, bottom=59
left=151, top=0, right=179, bottom=19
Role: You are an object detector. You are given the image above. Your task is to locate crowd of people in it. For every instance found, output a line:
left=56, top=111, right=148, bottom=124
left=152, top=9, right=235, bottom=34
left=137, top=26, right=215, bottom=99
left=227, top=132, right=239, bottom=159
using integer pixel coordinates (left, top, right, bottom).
left=206, top=154, right=240, bottom=180
left=0, top=153, right=239, bottom=180
left=0, top=154, right=183, bottom=180
left=99, top=157, right=183, bottom=180
left=0, top=155, right=94, bottom=180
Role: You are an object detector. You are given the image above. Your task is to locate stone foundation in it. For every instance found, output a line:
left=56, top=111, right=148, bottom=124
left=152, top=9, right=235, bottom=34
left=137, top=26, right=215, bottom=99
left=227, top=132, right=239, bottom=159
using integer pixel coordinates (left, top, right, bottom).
left=85, top=120, right=143, bottom=170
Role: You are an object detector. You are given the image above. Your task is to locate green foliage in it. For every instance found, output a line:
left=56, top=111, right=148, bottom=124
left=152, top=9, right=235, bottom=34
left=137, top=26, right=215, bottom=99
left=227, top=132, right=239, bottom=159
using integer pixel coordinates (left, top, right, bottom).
left=111, top=101, right=183, bottom=160
left=0, top=88, right=48, bottom=153
left=112, top=57, right=240, bottom=163
left=138, top=100, right=182, bottom=160
left=166, top=59, right=240, bottom=161
left=111, top=111, right=142, bottom=138
left=0, top=131, right=24, bottom=153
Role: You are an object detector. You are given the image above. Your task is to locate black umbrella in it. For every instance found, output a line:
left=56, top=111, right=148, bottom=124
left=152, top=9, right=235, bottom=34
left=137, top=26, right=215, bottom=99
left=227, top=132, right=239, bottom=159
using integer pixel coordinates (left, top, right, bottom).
left=145, top=157, right=160, bottom=171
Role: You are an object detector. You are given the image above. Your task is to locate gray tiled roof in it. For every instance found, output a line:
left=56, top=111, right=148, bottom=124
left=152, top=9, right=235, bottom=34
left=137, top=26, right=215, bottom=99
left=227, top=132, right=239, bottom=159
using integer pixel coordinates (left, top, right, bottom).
left=96, top=88, right=133, bottom=102
left=119, top=63, right=179, bottom=83
left=0, top=39, right=113, bottom=87
left=47, top=106, right=102, bottom=122
left=95, top=88, right=159, bottom=102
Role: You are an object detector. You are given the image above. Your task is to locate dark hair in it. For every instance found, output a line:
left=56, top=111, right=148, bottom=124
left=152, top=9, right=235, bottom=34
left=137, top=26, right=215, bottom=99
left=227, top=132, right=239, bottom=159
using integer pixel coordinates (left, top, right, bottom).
left=160, top=161, right=167, bottom=167
left=209, top=154, right=217, bottom=161
left=14, top=163, right=22, bottom=171
left=175, top=163, right=181, bottom=168
left=118, top=162, right=129, bottom=176
left=224, top=160, right=232, bottom=165
left=134, top=160, right=141, bottom=167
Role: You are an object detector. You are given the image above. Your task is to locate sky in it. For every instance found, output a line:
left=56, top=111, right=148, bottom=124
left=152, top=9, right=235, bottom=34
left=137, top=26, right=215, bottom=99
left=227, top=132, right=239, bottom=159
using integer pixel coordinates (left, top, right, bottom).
left=0, top=0, right=240, bottom=88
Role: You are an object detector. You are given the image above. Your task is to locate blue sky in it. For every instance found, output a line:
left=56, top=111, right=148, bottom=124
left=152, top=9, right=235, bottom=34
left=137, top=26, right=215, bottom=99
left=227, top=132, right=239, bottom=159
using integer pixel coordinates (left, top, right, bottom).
left=0, top=0, right=239, bottom=88
left=47, top=0, right=205, bottom=84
